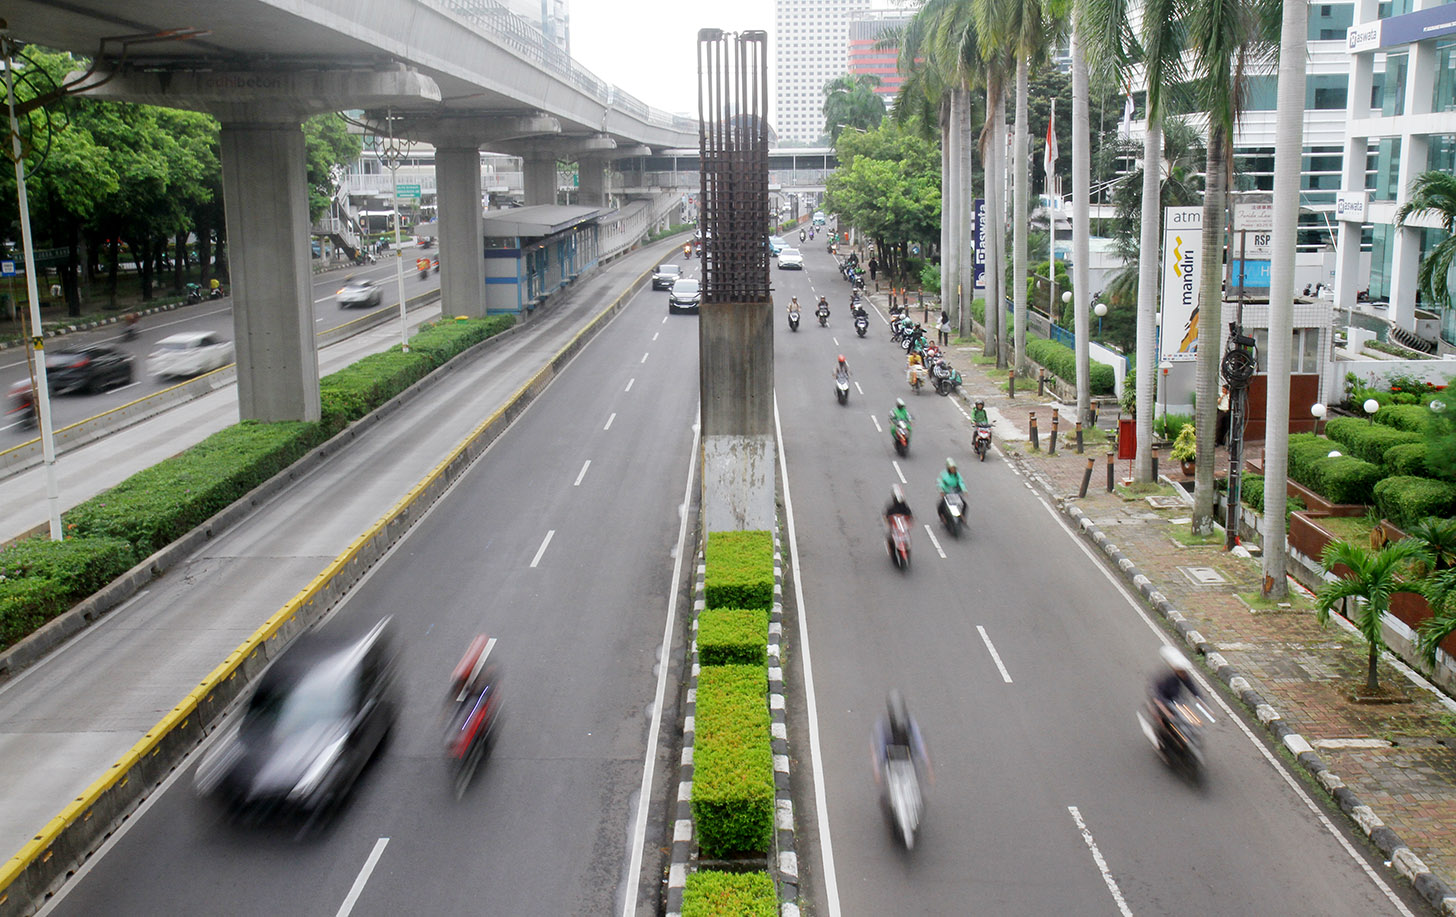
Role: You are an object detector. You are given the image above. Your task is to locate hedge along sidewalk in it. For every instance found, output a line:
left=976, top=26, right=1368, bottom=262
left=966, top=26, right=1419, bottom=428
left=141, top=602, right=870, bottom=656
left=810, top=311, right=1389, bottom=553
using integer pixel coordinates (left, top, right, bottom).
left=670, top=531, right=801, bottom=917
left=0, top=264, right=659, bottom=917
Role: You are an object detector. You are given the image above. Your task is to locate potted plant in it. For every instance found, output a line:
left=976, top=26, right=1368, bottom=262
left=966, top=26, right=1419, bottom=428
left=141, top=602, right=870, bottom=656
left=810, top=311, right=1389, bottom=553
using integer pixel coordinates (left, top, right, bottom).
left=1171, top=423, right=1197, bottom=476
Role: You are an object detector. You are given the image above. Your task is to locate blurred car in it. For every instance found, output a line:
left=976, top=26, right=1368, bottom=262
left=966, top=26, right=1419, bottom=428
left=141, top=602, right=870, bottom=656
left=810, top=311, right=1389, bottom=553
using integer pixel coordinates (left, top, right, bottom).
left=652, top=264, right=682, bottom=290
left=194, top=618, right=398, bottom=824
left=668, top=277, right=701, bottom=314
left=46, top=345, right=134, bottom=394
left=336, top=278, right=384, bottom=308
left=768, top=236, right=785, bottom=256
left=778, top=248, right=804, bottom=270
left=146, top=331, right=234, bottom=379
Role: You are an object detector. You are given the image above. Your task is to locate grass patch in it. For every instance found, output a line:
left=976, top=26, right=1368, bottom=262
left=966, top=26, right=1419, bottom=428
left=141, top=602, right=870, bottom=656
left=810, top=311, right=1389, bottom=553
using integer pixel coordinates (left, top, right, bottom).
left=1237, top=589, right=1315, bottom=612
left=1116, top=481, right=1174, bottom=500
left=1315, top=515, right=1382, bottom=546
left=1170, top=526, right=1224, bottom=547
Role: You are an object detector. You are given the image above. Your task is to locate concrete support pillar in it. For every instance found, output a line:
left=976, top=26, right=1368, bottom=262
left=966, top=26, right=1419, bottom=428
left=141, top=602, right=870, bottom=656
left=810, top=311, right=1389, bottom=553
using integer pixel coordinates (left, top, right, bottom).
left=524, top=155, right=557, bottom=206
left=700, top=302, right=776, bottom=531
left=435, top=145, right=486, bottom=318
left=219, top=122, right=319, bottom=422
left=578, top=156, right=608, bottom=207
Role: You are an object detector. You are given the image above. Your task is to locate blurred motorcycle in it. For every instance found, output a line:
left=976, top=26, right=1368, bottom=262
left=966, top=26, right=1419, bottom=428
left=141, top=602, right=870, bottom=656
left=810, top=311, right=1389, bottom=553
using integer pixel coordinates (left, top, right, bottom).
left=447, top=635, right=501, bottom=797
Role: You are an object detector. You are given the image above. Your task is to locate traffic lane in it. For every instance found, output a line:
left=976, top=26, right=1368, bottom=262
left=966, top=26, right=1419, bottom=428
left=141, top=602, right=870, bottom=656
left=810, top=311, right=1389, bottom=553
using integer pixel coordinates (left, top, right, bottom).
left=44, top=269, right=699, bottom=917
left=776, top=312, right=1415, bottom=914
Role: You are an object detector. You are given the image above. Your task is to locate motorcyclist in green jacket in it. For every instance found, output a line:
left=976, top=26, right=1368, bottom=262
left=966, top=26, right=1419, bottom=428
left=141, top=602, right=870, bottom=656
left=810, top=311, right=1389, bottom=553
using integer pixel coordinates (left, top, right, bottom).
left=891, top=398, right=912, bottom=429
left=937, top=457, right=966, bottom=495
left=971, top=399, right=989, bottom=425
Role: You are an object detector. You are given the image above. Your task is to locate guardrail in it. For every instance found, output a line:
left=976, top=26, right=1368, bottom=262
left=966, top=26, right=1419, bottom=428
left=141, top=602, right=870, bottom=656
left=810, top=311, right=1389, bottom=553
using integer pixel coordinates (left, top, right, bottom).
left=0, top=261, right=656, bottom=917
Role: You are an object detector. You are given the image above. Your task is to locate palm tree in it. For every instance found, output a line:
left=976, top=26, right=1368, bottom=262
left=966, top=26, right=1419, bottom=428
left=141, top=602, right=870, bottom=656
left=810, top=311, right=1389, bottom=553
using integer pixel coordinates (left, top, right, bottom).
left=1260, top=0, right=1308, bottom=599
left=974, top=0, right=1016, bottom=366
left=1069, top=5, right=1092, bottom=423
left=1184, top=0, right=1279, bottom=534
left=1417, top=566, right=1456, bottom=665
left=1395, top=170, right=1456, bottom=312
left=1315, top=539, right=1430, bottom=694
left=822, top=74, right=888, bottom=143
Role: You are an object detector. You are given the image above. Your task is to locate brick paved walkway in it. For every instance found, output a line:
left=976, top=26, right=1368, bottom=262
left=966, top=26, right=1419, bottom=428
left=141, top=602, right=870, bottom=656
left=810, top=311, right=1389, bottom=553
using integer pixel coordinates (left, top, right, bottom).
left=933, top=330, right=1456, bottom=899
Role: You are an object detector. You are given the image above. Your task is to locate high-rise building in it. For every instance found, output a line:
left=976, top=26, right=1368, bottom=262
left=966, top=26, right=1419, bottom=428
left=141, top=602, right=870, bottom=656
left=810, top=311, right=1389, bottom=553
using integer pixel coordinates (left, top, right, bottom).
left=847, top=10, right=909, bottom=106
left=774, top=0, right=874, bottom=144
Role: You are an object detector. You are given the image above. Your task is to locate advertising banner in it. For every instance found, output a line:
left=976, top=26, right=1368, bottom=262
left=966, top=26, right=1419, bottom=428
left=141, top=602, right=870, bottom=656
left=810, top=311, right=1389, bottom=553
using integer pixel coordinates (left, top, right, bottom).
left=1159, top=206, right=1203, bottom=362
left=973, top=197, right=986, bottom=290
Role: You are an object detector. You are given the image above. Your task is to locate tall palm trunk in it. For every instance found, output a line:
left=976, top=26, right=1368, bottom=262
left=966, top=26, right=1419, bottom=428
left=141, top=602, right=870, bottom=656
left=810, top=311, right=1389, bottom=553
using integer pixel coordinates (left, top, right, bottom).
left=1134, top=118, right=1164, bottom=481
left=983, top=84, right=999, bottom=360
left=1070, top=15, right=1092, bottom=425
left=1193, top=122, right=1228, bottom=534
left=1262, top=0, right=1309, bottom=597
left=959, top=87, right=976, bottom=341
left=993, top=89, right=1009, bottom=367
left=942, top=97, right=957, bottom=325
left=1013, top=56, right=1029, bottom=373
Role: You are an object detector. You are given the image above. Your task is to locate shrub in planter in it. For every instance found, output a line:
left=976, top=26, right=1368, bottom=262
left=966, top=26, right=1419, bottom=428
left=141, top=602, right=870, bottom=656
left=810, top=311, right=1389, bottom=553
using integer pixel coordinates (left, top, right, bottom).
left=0, top=577, right=67, bottom=649
left=1323, top=417, right=1421, bottom=465
left=698, top=608, right=769, bottom=667
left=682, top=871, right=777, bottom=917
left=704, top=531, right=774, bottom=610
left=1240, top=475, right=1265, bottom=512
left=1286, top=433, right=1331, bottom=485
left=1374, top=476, right=1456, bottom=529
left=1306, top=455, right=1382, bottom=506
left=1170, top=424, right=1196, bottom=468
left=1385, top=442, right=1434, bottom=478
left=692, top=665, right=774, bottom=857
left=1375, top=403, right=1434, bottom=434
left=1025, top=338, right=1115, bottom=395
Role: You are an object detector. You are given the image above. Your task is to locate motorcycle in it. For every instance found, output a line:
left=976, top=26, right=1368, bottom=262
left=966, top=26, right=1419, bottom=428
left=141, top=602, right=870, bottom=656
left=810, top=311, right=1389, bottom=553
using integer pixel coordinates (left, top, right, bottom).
left=854, top=313, right=869, bottom=337
left=788, top=308, right=800, bottom=332
left=972, top=423, right=992, bottom=461
left=1137, top=697, right=1213, bottom=780
left=447, top=637, right=501, bottom=797
left=121, top=313, right=140, bottom=341
left=886, top=514, right=912, bottom=570
left=5, top=380, right=36, bottom=429
left=891, top=417, right=911, bottom=457
left=208, top=285, right=225, bottom=300
left=907, top=363, right=926, bottom=394
left=835, top=375, right=850, bottom=405
left=932, top=362, right=962, bottom=397
left=816, top=305, right=830, bottom=327
left=882, top=745, right=923, bottom=848
left=184, top=282, right=203, bottom=305
left=938, top=490, right=965, bottom=537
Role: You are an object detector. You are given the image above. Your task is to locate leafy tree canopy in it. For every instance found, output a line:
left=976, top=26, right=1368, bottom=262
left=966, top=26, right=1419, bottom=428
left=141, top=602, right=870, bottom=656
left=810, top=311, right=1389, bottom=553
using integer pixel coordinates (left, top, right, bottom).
left=824, top=118, right=940, bottom=250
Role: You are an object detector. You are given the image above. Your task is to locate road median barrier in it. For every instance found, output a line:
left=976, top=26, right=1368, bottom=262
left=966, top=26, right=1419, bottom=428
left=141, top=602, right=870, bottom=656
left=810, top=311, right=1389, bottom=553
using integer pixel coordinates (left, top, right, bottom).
left=0, top=268, right=651, bottom=916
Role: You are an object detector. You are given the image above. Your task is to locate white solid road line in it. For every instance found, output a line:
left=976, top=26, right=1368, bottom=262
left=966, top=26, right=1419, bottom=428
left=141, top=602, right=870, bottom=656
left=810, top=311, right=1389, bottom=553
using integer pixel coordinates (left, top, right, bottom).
left=775, top=393, right=843, bottom=917
left=604, top=412, right=616, bottom=431
left=923, top=524, right=947, bottom=559
left=620, top=419, right=700, bottom=917
left=870, top=414, right=882, bottom=433
left=336, top=837, right=390, bottom=917
left=892, top=460, right=907, bottom=484
left=625, top=377, right=635, bottom=392
left=1067, top=807, right=1133, bottom=917
left=529, top=530, right=555, bottom=568
left=640, top=352, right=650, bottom=364
left=975, top=626, right=1014, bottom=683
left=1034, top=495, right=1416, bottom=915
left=573, top=460, right=591, bottom=487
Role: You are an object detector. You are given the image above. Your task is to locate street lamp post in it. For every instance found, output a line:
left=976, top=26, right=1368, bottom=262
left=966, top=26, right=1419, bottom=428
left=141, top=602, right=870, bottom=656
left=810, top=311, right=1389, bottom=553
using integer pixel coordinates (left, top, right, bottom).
left=1363, top=397, right=1379, bottom=425
left=374, top=107, right=412, bottom=353
left=1159, top=359, right=1173, bottom=437
left=1310, top=401, right=1326, bottom=436
left=1094, top=300, right=1107, bottom=338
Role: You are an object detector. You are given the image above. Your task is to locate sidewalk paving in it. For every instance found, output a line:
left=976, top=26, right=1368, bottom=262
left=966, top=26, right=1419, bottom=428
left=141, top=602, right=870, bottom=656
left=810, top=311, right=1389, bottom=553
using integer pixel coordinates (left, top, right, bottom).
left=930, top=326, right=1456, bottom=908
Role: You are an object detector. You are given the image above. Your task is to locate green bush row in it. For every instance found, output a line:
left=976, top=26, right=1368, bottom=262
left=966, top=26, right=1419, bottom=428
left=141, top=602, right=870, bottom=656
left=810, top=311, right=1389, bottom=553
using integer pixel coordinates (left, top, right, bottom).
left=1386, top=442, right=1435, bottom=478
left=698, top=608, right=769, bottom=667
left=1374, top=476, right=1456, bottom=529
left=0, top=316, right=515, bottom=651
left=1235, top=474, right=1305, bottom=519
left=704, top=531, right=775, bottom=610
left=1323, top=416, right=1422, bottom=465
left=1374, top=403, right=1435, bottom=434
left=692, top=664, right=775, bottom=858
left=682, top=870, right=777, bottom=917
left=1024, top=337, right=1115, bottom=395
left=1305, top=455, right=1384, bottom=506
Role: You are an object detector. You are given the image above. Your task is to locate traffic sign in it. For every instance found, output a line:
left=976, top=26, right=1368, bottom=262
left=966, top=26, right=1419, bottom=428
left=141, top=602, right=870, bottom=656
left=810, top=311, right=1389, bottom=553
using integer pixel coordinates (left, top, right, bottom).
left=396, top=183, right=421, bottom=199
left=1, top=261, right=14, bottom=277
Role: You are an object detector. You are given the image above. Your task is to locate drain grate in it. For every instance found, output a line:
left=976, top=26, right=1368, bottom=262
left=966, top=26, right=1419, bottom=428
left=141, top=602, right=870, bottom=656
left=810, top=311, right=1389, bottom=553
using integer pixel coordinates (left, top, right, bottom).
left=1146, top=495, right=1184, bottom=510
left=1178, top=565, right=1228, bottom=586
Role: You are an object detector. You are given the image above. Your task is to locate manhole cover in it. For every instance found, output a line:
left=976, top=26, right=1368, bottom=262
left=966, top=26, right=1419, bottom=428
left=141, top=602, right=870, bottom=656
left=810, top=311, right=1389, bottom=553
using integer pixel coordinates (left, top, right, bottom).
left=1178, top=565, right=1227, bottom=586
left=1146, top=496, right=1183, bottom=510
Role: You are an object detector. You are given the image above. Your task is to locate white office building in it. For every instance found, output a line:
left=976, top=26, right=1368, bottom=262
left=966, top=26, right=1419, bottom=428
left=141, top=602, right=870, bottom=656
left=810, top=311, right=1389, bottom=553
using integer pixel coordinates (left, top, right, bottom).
left=774, top=0, right=874, bottom=144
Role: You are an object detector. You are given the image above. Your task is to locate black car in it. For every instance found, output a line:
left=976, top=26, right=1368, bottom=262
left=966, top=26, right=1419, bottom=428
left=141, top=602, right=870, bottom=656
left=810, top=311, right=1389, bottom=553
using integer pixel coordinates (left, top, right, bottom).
left=45, top=345, right=134, bottom=394
left=668, top=277, right=701, bottom=314
left=194, top=618, right=398, bottom=826
left=652, top=264, right=682, bottom=290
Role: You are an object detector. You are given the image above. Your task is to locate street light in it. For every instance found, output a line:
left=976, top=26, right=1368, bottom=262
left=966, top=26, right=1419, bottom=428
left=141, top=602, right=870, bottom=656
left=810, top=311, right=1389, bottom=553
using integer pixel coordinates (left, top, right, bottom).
left=1093, top=300, right=1107, bottom=338
left=1363, top=397, right=1379, bottom=424
left=1311, top=401, right=1326, bottom=436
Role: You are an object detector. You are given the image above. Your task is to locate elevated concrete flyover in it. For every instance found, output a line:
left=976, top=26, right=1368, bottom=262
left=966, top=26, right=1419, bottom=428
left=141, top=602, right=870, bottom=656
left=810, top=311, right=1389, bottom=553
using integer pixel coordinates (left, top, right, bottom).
left=5, top=0, right=696, bottom=423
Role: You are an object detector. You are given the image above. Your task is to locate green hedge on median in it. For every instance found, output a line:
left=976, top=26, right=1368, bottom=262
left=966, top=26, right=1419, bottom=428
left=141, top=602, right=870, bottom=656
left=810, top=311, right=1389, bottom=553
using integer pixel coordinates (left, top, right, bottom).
left=1374, top=476, right=1456, bottom=529
left=692, top=664, right=774, bottom=857
left=704, top=531, right=774, bottom=610
left=1323, top=416, right=1422, bottom=466
left=1025, top=337, right=1115, bottom=395
left=681, top=870, right=777, bottom=917
left=697, top=608, right=769, bottom=667
left=0, top=316, right=515, bottom=653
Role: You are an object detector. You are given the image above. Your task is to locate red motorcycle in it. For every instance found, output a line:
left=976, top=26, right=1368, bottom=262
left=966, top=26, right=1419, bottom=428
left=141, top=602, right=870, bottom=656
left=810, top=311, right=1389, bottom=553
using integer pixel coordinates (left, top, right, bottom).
left=5, top=380, right=36, bottom=429
left=446, top=635, right=501, bottom=797
left=886, top=515, right=912, bottom=570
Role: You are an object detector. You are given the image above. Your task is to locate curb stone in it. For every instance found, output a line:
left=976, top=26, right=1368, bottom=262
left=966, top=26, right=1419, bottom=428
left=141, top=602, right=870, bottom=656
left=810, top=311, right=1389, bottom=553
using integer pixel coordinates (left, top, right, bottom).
left=1015, top=454, right=1456, bottom=914
left=665, top=534, right=799, bottom=917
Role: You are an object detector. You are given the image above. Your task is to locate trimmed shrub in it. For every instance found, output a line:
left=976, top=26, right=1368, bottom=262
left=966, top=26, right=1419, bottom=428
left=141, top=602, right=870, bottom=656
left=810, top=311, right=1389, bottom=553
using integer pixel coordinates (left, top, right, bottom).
left=0, top=577, right=67, bottom=649
left=1240, top=475, right=1264, bottom=512
left=1287, top=433, right=1334, bottom=485
left=1374, top=403, right=1434, bottom=434
left=1025, top=337, right=1115, bottom=395
left=704, top=531, right=774, bottom=610
left=1323, top=416, right=1421, bottom=465
left=1385, top=442, right=1435, bottom=478
left=1306, top=455, right=1382, bottom=506
left=692, top=665, right=774, bottom=857
left=0, top=536, right=137, bottom=597
left=698, top=608, right=768, bottom=667
left=682, top=871, right=777, bottom=917
left=1374, top=476, right=1456, bottom=528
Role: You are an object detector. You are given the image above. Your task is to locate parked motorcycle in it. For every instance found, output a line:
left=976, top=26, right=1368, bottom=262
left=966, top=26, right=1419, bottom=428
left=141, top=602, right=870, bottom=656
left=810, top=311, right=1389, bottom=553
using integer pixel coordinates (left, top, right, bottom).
left=886, top=514, right=912, bottom=570
left=933, top=363, right=963, bottom=397
left=184, top=282, right=203, bottom=305
left=882, top=745, right=923, bottom=848
left=208, top=285, right=225, bottom=300
left=891, top=417, right=911, bottom=457
left=938, top=490, right=965, bottom=537
left=972, top=423, right=992, bottom=461
left=788, top=308, right=800, bottom=332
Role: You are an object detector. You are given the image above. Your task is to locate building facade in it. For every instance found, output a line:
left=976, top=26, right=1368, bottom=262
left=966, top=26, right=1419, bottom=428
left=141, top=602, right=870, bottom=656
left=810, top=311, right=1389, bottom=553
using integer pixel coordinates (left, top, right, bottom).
left=847, top=10, right=909, bottom=105
left=774, top=0, right=874, bottom=144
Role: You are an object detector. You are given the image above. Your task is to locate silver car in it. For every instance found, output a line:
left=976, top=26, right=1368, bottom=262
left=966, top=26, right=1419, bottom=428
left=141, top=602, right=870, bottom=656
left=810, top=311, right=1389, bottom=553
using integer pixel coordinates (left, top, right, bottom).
left=336, top=278, right=384, bottom=308
left=147, top=331, right=234, bottom=379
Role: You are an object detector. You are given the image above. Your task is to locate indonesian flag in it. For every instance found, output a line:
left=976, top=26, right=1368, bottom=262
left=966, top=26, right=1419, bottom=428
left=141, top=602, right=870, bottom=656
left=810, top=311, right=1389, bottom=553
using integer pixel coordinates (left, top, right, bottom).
left=1044, top=98, right=1058, bottom=185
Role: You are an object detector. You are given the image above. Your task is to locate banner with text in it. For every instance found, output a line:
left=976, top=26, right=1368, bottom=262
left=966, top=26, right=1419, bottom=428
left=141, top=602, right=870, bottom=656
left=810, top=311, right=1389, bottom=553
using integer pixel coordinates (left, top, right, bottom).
left=1159, top=206, right=1203, bottom=362
left=973, top=197, right=986, bottom=290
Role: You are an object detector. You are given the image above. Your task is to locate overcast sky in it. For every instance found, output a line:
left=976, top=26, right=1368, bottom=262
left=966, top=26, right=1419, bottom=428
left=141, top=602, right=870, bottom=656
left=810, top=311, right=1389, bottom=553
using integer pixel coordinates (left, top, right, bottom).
left=569, top=0, right=775, bottom=118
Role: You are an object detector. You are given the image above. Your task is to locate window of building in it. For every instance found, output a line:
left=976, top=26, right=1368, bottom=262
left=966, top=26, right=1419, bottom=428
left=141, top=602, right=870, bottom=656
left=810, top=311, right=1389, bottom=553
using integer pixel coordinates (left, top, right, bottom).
left=1435, top=39, right=1456, bottom=113
left=1381, top=51, right=1408, bottom=117
left=1308, top=74, right=1348, bottom=110
left=1244, top=75, right=1278, bottom=111
left=1309, top=3, right=1355, bottom=41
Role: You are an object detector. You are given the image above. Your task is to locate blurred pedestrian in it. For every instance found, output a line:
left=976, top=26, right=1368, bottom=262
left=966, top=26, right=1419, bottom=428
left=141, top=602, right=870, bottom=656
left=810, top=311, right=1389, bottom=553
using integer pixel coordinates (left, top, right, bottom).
left=1215, top=384, right=1231, bottom=446
left=937, top=310, right=950, bottom=346
left=869, top=258, right=879, bottom=282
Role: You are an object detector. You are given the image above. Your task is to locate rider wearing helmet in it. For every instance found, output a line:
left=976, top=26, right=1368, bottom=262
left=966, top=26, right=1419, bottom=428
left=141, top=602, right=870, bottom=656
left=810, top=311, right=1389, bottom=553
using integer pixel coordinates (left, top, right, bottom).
left=937, top=457, right=966, bottom=495
left=1147, top=646, right=1206, bottom=751
left=884, top=484, right=913, bottom=526
left=833, top=354, right=851, bottom=384
left=891, top=397, right=912, bottom=429
left=971, top=398, right=989, bottom=425
left=874, top=689, right=930, bottom=779
left=816, top=296, right=830, bottom=318
left=788, top=295, right=800, bottom=314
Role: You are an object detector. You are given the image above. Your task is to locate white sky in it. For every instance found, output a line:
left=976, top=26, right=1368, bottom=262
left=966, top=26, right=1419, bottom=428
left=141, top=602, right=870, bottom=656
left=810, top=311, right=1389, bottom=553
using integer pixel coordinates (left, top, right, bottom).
left=569, top=0, right=776, bottom=118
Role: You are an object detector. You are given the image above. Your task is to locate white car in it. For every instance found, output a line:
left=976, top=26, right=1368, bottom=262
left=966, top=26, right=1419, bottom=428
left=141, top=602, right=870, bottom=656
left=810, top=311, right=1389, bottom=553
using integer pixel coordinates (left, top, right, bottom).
left=147, top=331, right=235, bottom=379
left=778, top=248, right=804, bottom=270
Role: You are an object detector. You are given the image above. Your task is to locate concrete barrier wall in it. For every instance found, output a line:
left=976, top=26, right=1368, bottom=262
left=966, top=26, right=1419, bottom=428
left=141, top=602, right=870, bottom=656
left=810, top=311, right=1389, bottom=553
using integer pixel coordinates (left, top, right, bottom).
left=0, top=271, right=650, bottom=916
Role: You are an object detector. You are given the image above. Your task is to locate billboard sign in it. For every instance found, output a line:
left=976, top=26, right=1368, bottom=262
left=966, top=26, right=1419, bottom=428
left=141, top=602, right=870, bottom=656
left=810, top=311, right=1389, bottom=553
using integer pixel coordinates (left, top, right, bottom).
left=1159, top=206, right=1203, bottom=362
left=1335, top=190, right=1369, bottom=222
left=973, top=197, right=986, bottom=290
left=1233, top=202, right=1274, bottom=259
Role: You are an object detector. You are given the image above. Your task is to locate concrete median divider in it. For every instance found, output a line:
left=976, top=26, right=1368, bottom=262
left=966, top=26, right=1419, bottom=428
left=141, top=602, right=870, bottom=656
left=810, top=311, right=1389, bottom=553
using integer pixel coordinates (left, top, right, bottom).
left=0, top=271, right=650, bottom=915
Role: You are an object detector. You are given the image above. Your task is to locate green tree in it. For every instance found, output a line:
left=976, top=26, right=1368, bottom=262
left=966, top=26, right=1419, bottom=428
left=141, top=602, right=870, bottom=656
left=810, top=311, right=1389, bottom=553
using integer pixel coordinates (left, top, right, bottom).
left=821, top=74, right=888, bottom=144
left=303, top=113, right=363, bottom=223
left=1394, top=170, right=1456, bottom=312
left=824, top=120, right=941, bottom=279
left=1315, top=539, right=1430, bottom=694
